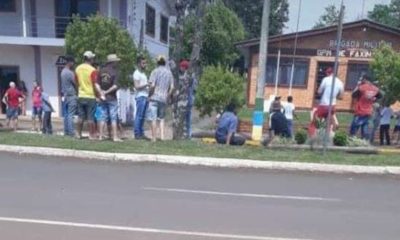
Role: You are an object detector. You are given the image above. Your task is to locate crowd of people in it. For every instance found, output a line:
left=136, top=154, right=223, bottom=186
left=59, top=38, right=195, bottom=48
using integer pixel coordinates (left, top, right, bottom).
left=2, top=55, right=400, bottom=147
left=1, top=51, right=197, bottom=143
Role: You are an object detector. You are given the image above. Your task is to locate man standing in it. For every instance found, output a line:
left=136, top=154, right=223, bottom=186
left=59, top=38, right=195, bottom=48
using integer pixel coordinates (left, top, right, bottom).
left=31, top=81, right=42, bottom=132
left=177, top=60, right=197, bottom=139
left=95, top=54, right=122, bottom=142
left=61, top=56, right=77, bottom=137
left=309, top=67, right=344, bottom=137
left=41, top=89, right=55, bottom=135
left=350, top=75, right=382, bottom=140
left=133, top=56, right=149, bottom=139
left=2, top=82, right=25, bottom=131
left=148, top=55, right=174, bottom=142
left=75, top=51, right=98, bottom=140
left=283, top=96, right=297, bottom=138
left=215, top=102, right=245, bottom=146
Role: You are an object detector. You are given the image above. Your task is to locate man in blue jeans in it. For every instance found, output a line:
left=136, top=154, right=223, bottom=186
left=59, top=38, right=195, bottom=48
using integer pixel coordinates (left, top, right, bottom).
left=133, top=56, right=149, bottom=139
left=95, top=54, right=122, bottom=142
left=60, top=56, right=77, bottom=137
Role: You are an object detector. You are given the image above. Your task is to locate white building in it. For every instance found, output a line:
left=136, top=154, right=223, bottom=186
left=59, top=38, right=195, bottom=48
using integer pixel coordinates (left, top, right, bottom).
left=0, top=0, right=175, bottom=116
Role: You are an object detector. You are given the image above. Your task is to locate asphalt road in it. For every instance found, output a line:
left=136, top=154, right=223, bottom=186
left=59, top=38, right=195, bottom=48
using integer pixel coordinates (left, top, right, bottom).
left=0, top=152, right=399, bottom=240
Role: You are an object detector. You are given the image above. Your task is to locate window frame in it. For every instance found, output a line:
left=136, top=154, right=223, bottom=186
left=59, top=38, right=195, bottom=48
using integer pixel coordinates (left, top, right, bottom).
left=345, top=61, right=371, bottom=91
left=160, top=14, right=169, bottom=43
left=145, top=3, right=156, bottom=38
left=0, top=0, right=16, bottom=12
left=265, top=57, right=310, bottom=89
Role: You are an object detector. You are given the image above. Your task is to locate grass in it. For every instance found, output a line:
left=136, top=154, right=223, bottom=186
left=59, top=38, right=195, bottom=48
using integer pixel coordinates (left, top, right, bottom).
left=1, top=132, right=400, bottom=167
left=238, top=107, right=354, bottom=126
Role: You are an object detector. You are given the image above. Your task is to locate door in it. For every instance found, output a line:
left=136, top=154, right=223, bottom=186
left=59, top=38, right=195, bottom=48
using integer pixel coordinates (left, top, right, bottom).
left=0, top=66, right=19, bottom=114
left=314, top=62, right=334, bottom=105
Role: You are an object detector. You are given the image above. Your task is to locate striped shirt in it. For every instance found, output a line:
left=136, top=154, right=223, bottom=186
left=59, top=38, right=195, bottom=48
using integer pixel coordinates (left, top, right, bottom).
left=149, top=66, right=174, bottom=103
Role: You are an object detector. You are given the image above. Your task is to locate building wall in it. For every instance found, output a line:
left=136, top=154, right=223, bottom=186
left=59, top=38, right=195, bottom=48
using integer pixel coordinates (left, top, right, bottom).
left=128, top=0, right=174, bottom=57
left=0, top=0, right=32, bottom=36
left=39, top=46, right=64, bottom=115
left=0, top=0, right=121, bottom=38
left=0, top=45, right=35, bottom=111
left=0, top=45, right=63, bottom=115
left=36, top=0, right=55, bottom=38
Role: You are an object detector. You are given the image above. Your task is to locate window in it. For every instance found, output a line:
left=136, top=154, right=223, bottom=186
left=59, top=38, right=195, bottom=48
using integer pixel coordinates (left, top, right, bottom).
left=160, top=15, right=169, bottom=43
left=0, top=0, right=15, bottom=12
left=55, top=0, right=98, bottom=38
left=265, top=58, right=309, bottom=87
left=346, top=63, right=371, bottom=90
left=146, top=4, right=156, bottom=37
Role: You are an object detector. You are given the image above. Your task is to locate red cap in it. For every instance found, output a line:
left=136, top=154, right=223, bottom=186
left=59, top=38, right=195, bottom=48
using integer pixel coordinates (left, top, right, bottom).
left=179, top=60, right=190, bottom=70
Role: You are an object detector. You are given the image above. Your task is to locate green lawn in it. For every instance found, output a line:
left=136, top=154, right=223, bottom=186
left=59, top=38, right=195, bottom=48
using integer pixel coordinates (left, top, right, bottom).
left=1, top=132, right=400, bottom=166
left=238, top=107, right=354, bottom=126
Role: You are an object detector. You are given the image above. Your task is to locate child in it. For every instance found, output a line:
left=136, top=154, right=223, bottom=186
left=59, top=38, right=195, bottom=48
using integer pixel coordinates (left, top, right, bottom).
left=31, top=82, right=42, bottom=132
left=379, top=104, right=393, bottom=146
left=392, top=110, right=400, bottom=145
left=283, top=96, right=297, bottom=138
left=41, top=90, right=54, bottom=135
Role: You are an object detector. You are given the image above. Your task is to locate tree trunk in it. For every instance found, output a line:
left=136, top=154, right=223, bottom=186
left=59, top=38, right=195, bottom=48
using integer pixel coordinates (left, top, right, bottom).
left=172, top=0, right=207, bottom=140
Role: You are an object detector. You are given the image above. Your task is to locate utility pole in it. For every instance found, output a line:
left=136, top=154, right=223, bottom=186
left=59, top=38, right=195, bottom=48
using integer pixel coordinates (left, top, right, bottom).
left=252, top=0, right=271, bottom=141
left=324, top=1, right=345, bottom=153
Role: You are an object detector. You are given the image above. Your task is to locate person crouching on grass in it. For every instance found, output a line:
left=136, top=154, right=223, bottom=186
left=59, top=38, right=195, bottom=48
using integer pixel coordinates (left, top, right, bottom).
left=95, top=54, right=122, bottom=142
left=2, top=82, right=25, bottom=132
left=215, top=102, right=246, bottom=146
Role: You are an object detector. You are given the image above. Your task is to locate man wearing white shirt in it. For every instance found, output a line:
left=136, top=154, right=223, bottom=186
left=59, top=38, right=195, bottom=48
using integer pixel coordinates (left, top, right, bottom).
left=309, top=67, right=344, bottom=136
left=133, top=56, right=149, bottom=139
left=283, top=96, right=297, bottom=138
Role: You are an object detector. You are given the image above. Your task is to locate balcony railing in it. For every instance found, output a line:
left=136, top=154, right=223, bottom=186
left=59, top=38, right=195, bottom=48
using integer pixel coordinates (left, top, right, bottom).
left=0, top=15, right=125, bottom=39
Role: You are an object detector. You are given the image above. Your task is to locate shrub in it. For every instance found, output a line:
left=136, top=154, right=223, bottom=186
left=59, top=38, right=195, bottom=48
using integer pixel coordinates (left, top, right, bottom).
left=295, top=130, right=307, bottom=145
left=195, top=65, right=245, bottom=116
left=333, top=131, right=348, bottom=146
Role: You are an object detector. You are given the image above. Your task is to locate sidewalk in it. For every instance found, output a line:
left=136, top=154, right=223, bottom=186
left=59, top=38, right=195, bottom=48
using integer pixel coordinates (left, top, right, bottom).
left=1, top=144, right=400, bottom=175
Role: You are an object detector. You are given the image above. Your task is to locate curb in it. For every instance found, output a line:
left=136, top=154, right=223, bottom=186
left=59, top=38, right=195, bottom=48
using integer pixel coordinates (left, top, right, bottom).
left=0, top=145, right=400, bottom=175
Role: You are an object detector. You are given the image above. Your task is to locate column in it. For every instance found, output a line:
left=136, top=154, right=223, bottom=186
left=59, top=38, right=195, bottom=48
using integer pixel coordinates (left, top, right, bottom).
left=108, top=0, right=112, bottom=18
left=21, top=0, right=27, bottom=37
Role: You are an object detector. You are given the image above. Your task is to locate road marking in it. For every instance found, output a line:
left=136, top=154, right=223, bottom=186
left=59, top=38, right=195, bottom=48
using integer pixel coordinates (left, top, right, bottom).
left=143, top=187, right=341, bottom=202
left=0, top=216, right=313, bottom=240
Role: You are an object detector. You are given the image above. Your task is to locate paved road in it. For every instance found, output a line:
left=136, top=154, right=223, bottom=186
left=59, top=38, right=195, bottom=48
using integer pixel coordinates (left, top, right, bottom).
left=0, top=152, right=399, bottom=240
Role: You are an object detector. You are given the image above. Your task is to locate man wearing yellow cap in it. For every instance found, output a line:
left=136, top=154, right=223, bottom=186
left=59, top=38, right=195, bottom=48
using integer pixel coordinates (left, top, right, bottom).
left=75, top=50, right=98, bottom=140
left=147, top=55, right=174, bottom=142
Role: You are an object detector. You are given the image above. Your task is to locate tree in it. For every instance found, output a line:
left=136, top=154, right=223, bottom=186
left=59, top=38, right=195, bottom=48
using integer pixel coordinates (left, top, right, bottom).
left=368, top=0, right=400, bottom=28
left=195, top=65, right=245, bottom=116
left=171, top=0, right=208, bottom=140
left=222, top=0, right=289, bottom=38
left=201, top=1, right=246, bottom=66
left=313, top=4, right=344, bottom=29
left=65, top=15, right=137, bottom=88
left=370, top=44, right=400, bottom=104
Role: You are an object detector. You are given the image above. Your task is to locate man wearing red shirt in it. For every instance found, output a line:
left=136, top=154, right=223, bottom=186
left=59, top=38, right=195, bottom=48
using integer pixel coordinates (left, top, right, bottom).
left=2, top=82, right=25, bottom=131
left=350, top=75, right=382, bottom=140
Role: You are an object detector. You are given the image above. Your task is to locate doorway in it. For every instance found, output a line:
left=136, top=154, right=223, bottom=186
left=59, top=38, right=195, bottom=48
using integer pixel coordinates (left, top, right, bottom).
left=314, top=62, right=334, bottom=105
left=0, top=66, right=19, bottom=114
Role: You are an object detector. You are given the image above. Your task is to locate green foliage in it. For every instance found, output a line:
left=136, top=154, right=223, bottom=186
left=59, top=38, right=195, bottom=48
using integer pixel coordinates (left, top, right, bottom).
left=176, top=1, right=245, bottom=67
left=201, top=1, right=245, bottom=66
left=65, top=15, right=137, bottom=88
left=368, top=0, right=400, bottom=28
left=195, top=65, right=245, bottom=116
left=370, top=44, right=400, bottom=104
left=313, top=4, right=344, bottom=29
left=223, top=0, right=289, bottom=38
left=295, top=130, right=307, bottom=145
left=333, top=131, right=348, bottom=147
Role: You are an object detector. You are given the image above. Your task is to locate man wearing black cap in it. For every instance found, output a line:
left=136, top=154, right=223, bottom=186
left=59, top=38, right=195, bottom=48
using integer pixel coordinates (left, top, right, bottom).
left=61, top=55, right=77, bottom=137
